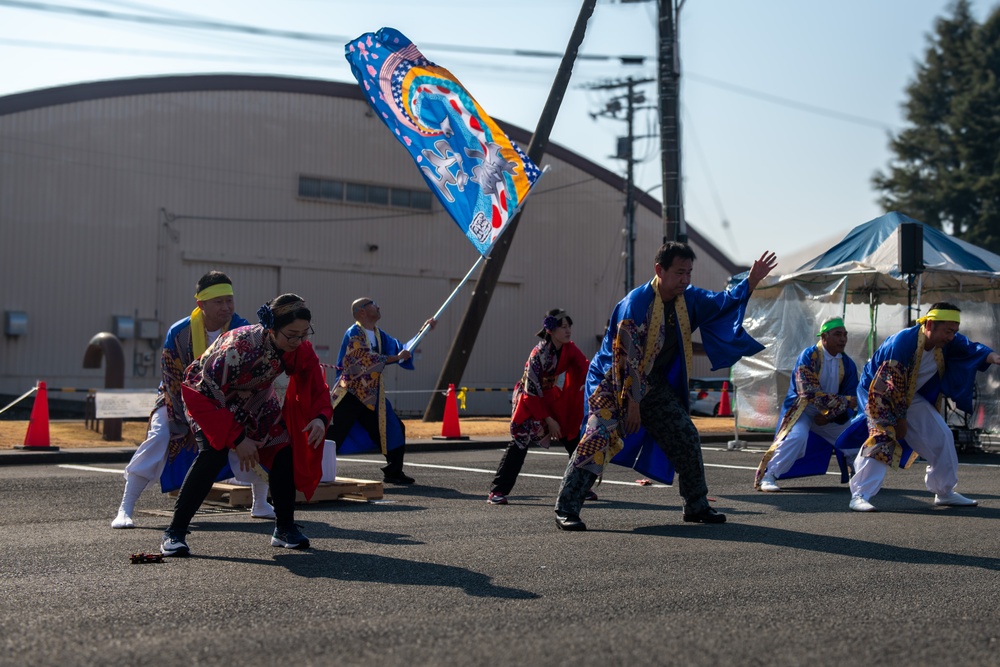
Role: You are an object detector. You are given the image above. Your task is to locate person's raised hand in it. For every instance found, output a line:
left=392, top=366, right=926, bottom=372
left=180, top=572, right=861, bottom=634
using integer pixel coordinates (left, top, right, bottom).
left=748, top=251, right=778, bottom=292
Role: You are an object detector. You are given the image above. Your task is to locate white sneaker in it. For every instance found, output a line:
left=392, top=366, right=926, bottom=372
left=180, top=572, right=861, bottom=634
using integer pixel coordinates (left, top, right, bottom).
left=934, top=491, right=978, bottom=507
left=849, top=495, right=876, bottom=512
left=758, top=475, right=781, bottom=493
left=111, top=509, right=135, bottom=529
left=251, top=501, right=276, bottom=519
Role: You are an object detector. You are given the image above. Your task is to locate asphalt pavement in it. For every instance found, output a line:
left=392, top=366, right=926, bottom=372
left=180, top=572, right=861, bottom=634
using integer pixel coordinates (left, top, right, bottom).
left=2, top=442, right=1000, bottom=667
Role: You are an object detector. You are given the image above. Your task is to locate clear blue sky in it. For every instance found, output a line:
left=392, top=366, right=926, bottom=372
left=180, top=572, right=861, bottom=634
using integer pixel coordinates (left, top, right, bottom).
left=1, top=0, right=994, bottom=267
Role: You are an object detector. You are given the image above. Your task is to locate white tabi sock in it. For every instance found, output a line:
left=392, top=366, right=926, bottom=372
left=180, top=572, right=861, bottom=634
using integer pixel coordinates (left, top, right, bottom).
left=251, top=479, right=275, bottom=518
left=119, top=474, right=150, bottom=516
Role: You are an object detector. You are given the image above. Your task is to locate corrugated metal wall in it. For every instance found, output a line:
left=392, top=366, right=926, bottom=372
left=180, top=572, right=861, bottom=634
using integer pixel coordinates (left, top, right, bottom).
left=0, top=79, right=739, bottom=414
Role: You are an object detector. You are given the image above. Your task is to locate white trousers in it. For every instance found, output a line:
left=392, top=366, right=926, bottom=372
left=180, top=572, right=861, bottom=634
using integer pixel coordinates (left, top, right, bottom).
left=124, top=405, right=261, bottom=486
left=123, top=405, right=170, bottom=483
left=767, top=407, right=851, bottom=478
left=849, top=394, right=958, bottom=500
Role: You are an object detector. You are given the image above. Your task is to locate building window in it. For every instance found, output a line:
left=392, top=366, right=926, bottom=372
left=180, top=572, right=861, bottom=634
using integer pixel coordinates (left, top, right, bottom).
left=298, top=176, right=433, bottom=212
left=346, top=182, right=367, bottom=203
left=298, top=177, right=321, bottom=198
left=367, top=186, right=389, bottom=206
left=390, top=189, right=411, bottom=207
left=410, top=191, right=433, bottom=211
left=320, top=180, right=343, bottom=201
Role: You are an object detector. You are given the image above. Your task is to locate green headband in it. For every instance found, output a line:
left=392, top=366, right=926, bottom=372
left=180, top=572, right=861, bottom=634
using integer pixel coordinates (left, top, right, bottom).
left=817, top=317, right=845, bottom=337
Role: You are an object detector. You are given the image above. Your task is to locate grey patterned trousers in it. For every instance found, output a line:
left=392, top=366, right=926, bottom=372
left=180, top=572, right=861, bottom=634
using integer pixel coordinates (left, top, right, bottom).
left=555, top=380, right=708, bottom=517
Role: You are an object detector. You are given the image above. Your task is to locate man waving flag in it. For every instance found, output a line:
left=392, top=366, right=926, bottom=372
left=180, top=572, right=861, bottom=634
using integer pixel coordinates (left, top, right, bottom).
left=345, top=27, right=542, bottom=256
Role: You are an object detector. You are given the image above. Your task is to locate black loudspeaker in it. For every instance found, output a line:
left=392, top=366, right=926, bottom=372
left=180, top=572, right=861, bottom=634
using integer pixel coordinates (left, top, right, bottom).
left=899, top=222, right=924, bottom=274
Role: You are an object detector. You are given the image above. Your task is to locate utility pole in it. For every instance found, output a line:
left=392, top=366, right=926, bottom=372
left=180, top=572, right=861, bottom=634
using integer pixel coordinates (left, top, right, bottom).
left=585, top=76, right=655, bottom=293
left=658, top=0, right=685, bottom=244
left=423, top=0, right=599, bottom=421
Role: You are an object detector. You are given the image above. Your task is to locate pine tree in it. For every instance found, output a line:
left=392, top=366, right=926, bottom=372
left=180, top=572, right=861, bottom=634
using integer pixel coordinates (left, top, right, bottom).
left=872, top=0, right=1000, bottom=253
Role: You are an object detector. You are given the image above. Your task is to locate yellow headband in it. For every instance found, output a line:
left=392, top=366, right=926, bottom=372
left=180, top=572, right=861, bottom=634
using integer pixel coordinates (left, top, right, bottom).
left=195, top=283, right=234, bottom=302
left=917, top=309, right=961, bottom=324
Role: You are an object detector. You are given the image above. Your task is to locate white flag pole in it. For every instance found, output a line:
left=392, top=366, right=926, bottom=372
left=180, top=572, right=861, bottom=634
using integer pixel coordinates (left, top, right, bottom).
left=404, top=165, right=550, bottom=353
left=404, top=254, right=484, bottom=352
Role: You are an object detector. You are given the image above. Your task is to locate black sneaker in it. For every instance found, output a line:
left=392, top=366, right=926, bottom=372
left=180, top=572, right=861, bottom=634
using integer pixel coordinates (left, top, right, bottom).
left=271, top=524, right=310, bottom=549
left=160, top=529, right=190, bottom=557
left=383, top=471, right=415, bottom=485
left=683, top=507, right=727, bottom=524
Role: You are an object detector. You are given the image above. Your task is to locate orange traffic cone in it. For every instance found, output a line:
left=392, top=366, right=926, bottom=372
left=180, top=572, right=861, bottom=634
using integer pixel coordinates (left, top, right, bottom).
left=17, top=381, right=59, bottom=451
left=433, top=384, right=469, bottom=441
left=717, top=381, right=733, bottom=418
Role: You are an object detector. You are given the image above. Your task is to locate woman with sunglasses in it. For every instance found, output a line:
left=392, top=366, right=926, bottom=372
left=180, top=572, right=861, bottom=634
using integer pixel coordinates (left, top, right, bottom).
left=159, top=293, right=332, bottom=557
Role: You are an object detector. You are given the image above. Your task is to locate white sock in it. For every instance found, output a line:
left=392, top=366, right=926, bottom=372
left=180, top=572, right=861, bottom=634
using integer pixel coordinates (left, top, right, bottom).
left=119, top=474, right=149, bottom=516
left=251, top=479, right=271, bottom=508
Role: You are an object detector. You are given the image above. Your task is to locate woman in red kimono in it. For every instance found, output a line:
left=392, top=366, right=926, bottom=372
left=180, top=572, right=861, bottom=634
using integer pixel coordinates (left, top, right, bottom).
left=487, top=309, right=590, bottom=505
left=159, top=293, right=332, bottom=557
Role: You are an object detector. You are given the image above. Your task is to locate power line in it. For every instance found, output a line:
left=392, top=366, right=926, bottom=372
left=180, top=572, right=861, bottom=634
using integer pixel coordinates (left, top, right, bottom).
left=685, top=71, right=895, bottom=130
left=0, top=0, right=648, bottom=62
left=0, top=37, right=340, bottom=64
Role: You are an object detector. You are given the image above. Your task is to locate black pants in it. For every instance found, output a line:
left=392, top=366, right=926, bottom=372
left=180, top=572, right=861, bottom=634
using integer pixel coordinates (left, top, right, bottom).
left=326, top=392, right=406, bottom=475
left=168, top=432, right=296, bottom=534
left=557, top=380, right=707, bottom=516
left=491, top=437, right=577, bottom=496
left=639, top=379, right=708, bottom=514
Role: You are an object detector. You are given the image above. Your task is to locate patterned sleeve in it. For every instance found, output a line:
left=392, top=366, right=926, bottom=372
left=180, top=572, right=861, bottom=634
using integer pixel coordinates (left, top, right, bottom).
left=160, top=343, right=189, bottom=433
left=340, top=333, right=387, bottom=381
left=613, top=317, right=647, bottom=409
left=519, top=344, right=552, bottom=422
left=865, top=360, right=909, bottom=435
left=181, top=333, right=245, bottom=450
left=795, top=361, right=856, bottom=418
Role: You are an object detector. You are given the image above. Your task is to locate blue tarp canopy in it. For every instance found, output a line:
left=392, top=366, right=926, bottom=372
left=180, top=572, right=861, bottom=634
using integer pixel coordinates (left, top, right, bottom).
left=793, top=211, right=1000, bottom=278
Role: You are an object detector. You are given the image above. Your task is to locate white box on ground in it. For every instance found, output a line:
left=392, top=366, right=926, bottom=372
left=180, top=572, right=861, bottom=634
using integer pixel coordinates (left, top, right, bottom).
left=321, top=439, right=337, bottom=482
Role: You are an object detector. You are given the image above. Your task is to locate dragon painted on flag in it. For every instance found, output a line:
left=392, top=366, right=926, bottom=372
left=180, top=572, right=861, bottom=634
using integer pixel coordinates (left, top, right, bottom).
left=345, top=27, right=542, bottom=256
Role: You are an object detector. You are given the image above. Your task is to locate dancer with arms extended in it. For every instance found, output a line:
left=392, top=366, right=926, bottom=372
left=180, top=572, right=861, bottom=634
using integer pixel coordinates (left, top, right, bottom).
left=554, top=242, right=776, bottom=531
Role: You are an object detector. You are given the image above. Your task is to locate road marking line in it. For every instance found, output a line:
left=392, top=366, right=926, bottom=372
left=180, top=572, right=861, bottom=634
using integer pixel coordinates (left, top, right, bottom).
left=339, top=458, right=668, bottom=487
left=58, top=464, right=124, bottom=474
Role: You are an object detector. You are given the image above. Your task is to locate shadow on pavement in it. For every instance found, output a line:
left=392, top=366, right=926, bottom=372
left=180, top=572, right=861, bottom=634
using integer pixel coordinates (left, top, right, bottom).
left=632, top=522, right=1000, bottom=570
left=273, top=550, right=541, bottom=599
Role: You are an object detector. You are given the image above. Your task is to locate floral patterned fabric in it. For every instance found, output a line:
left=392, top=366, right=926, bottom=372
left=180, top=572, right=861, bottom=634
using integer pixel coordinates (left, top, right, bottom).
left=509, top=340, right=589, bottom=449
left=183, top=324, right=288, bottom=448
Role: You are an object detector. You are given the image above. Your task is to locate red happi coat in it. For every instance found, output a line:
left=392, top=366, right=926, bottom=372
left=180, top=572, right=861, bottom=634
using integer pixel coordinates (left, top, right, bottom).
left=510, top=340, right=589, bottom=449
left=182, top=325, right=332, bottom=499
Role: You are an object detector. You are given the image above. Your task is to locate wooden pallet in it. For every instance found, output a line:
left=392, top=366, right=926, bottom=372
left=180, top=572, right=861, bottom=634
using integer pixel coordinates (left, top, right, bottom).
left=172, top=477, right=384, bottom=507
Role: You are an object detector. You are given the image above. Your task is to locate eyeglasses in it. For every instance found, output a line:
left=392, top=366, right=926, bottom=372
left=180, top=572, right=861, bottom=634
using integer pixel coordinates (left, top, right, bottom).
left=278, top=326, right=315, bottom=343
left=360, top=300, right=378, bottom=309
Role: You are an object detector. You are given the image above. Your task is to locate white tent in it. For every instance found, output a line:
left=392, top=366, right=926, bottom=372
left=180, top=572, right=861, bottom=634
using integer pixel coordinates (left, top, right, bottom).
left=733, top=212, right=1000, bottom=436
